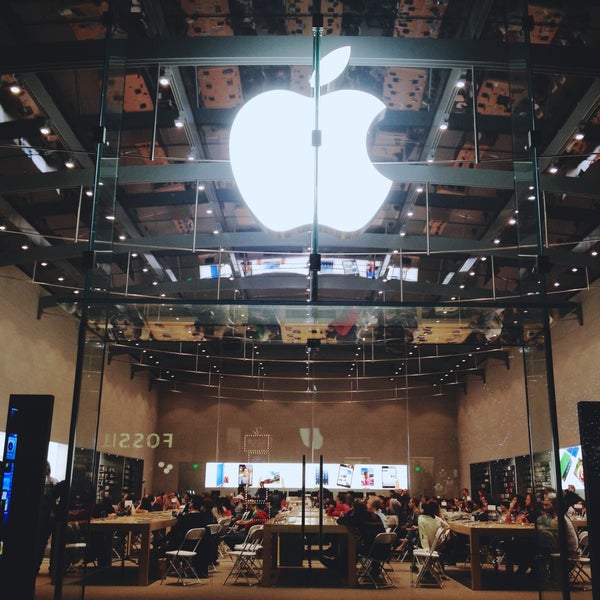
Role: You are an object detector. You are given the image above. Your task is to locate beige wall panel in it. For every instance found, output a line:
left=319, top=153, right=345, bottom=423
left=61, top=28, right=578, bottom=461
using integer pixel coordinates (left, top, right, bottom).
left=0, top=267, right=78, bottom=442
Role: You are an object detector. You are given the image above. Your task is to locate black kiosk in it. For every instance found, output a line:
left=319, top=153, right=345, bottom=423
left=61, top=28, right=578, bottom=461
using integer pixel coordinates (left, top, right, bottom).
left=0, top=394, right=54, bottom=598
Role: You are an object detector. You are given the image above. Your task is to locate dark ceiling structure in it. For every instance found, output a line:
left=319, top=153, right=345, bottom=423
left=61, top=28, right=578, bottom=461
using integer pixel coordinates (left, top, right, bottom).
left=0, top=0, right=599, bottom=400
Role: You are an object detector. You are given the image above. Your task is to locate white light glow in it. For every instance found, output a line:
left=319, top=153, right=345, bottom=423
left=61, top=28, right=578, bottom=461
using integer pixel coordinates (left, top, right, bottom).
left=230, top=48, right=392, bottom=232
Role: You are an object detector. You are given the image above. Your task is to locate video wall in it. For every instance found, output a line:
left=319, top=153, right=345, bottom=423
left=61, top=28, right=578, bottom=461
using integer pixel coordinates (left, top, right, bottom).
left=205, top=462, right=408, bottom=491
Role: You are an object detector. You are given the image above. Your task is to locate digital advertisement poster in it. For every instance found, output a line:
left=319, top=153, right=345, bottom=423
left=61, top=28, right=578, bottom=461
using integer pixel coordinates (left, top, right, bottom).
left=205, top=462, right=407, bottom=490
left=559, top=445, right=584, bottom=490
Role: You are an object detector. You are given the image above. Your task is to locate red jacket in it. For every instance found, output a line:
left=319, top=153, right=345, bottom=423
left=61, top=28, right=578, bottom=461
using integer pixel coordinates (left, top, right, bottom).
left=243, top=508, right=268, bottom=529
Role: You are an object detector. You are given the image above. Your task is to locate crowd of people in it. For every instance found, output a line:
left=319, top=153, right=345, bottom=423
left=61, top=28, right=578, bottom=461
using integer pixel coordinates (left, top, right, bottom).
left=39, top=473, right=587, bottom=584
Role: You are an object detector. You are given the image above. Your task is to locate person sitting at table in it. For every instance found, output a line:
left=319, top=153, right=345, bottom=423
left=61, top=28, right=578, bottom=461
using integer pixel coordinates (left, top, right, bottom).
left=325, top=493, right=351, bottom=518
left=93, top=493, right=116, bottom=519
left=418, top=499, right=449, bottom=551
left=151, top=492, right=164, bottom=511
left=139, top=494, right=155, bottom=512
left=394, top=496, right=421, bottom=556
left=507, top=494, right=529, bottom=523
left=162, top=491, right=181, bottom=512
left=86, top=494, right=118, bottom=567
left=152, top=494, right=216, bottom=579
left=338, top=498, right=386, bottom=556
left=367, top=495, right=388, bottom=529
left=223, top=500, right=268, bottom=549
left=229, top=493, right=246, bottom=524
left=501, top=494, right=536, bottom=575
left=563, top=489, right=584, bottom=518
left=322, top=498, right=386, bottom=576
left=497, top=499, right=511, bottom=522
left=524, top=492, right=541, bottom=523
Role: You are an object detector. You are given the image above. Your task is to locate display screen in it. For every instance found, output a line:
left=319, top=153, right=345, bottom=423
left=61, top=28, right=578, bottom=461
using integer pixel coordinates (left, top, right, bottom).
left=336, top=464, right=354, bottom=488
left=381, top=465, right=397, bottom=489
left=205, top=461, right=407, bottom=490
left=1, top=434, right=17, bottom=527
left=238, top=464, right=253, bottom=486
left=560, top=445, right=584, bottom=489
left=315, top=467, right=329, bottom=486
left=360, top=467, right=374, bottom=487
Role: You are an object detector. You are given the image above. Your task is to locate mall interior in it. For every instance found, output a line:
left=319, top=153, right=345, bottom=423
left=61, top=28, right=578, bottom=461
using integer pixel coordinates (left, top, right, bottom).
left=0, top=1, right=599, bottom=599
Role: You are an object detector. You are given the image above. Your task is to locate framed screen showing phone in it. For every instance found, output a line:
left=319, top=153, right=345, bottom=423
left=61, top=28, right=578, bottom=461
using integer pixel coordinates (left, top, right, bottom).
left=381, top=465, right=397, bottom=489
left=336, top=464, right=354, bottom=488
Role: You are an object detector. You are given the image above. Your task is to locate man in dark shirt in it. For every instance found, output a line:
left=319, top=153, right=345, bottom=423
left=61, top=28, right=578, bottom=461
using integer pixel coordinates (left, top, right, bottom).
left=154, top=495, right=216, bottom=578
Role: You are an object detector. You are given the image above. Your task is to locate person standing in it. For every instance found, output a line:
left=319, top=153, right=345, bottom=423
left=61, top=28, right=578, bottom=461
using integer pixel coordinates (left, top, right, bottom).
left=37, top=461, right=58, bottom=574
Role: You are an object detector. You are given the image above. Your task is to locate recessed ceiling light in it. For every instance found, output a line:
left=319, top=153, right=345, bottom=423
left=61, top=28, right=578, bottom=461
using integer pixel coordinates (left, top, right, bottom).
left=407, top=210, right=414, bottom=217
left=575, top=131, right=585, bottom=141
left=553, top=281, right=560, bottom=287
left=9, top=84, right=21, bottom=95
left=64, top=158, right=75, bottom=169
left=592, top=251, right=598, bottom=257
left=40, top=124, right=51, bottom=136
left=549, top=165, right=558, bottom=174
left=21, top=244, right=29, bottom=250
left=493, top=237, right=501, bottom=244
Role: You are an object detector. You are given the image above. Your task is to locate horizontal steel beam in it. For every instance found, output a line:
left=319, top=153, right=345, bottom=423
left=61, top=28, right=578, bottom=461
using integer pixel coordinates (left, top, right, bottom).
left=2, top=37, right=599, bottom=76
left=1, top=162, right=599, bottom=198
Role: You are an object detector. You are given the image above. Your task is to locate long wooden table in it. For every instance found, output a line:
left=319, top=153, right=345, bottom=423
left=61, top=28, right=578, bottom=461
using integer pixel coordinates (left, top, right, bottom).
left=261, top=515, right=357, bottom=587
left=88, top=512, right=176, bottom=585
left=449, top=521, right=536, bottom=590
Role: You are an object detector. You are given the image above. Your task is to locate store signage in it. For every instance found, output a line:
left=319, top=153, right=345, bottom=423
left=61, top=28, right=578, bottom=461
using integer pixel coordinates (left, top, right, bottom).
left=101, top=432, right=173, bottom=449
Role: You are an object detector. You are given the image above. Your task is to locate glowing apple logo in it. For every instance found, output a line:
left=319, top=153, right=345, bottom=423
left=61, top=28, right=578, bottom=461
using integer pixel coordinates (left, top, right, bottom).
left=229, top=46, right=392, bottom=232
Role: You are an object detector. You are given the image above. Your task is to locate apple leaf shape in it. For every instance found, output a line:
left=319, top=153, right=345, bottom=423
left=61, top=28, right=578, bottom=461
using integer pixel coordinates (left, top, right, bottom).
left=309, top=46, right=351, bottom=88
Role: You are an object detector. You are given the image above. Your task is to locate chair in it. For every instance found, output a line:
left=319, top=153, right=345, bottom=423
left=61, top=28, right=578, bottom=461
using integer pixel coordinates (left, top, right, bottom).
left=64, top=522, right=89, bottom=574
left=568, top=530, right=592, bottom=589
left=223, top=524, right=264, bottom=586
left=207, top=523, right=221, bottom=571
left=356, top=531, right=397, bottom=589
left=161, top=527, right=206, bottom=586
left=216, top=518, right=233, bottom=559
left=412, top=526, right=450, bottom=588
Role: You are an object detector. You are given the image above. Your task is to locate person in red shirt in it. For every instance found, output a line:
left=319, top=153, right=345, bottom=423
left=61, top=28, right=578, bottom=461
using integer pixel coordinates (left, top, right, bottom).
left=238, top=501, right=268, bottom=530
left=223, top=501, right=268, bottom=549
left=326, top=493, right=351, bottom=518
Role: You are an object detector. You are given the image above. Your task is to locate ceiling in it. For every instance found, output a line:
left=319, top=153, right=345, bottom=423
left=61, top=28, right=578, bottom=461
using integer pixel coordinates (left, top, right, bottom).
left=0, top=0, right=599, bottom=399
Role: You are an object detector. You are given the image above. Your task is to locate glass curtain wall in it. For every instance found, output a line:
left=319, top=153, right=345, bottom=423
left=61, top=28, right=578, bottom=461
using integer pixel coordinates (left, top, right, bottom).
left=52, top=2, right=587, bottom=599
